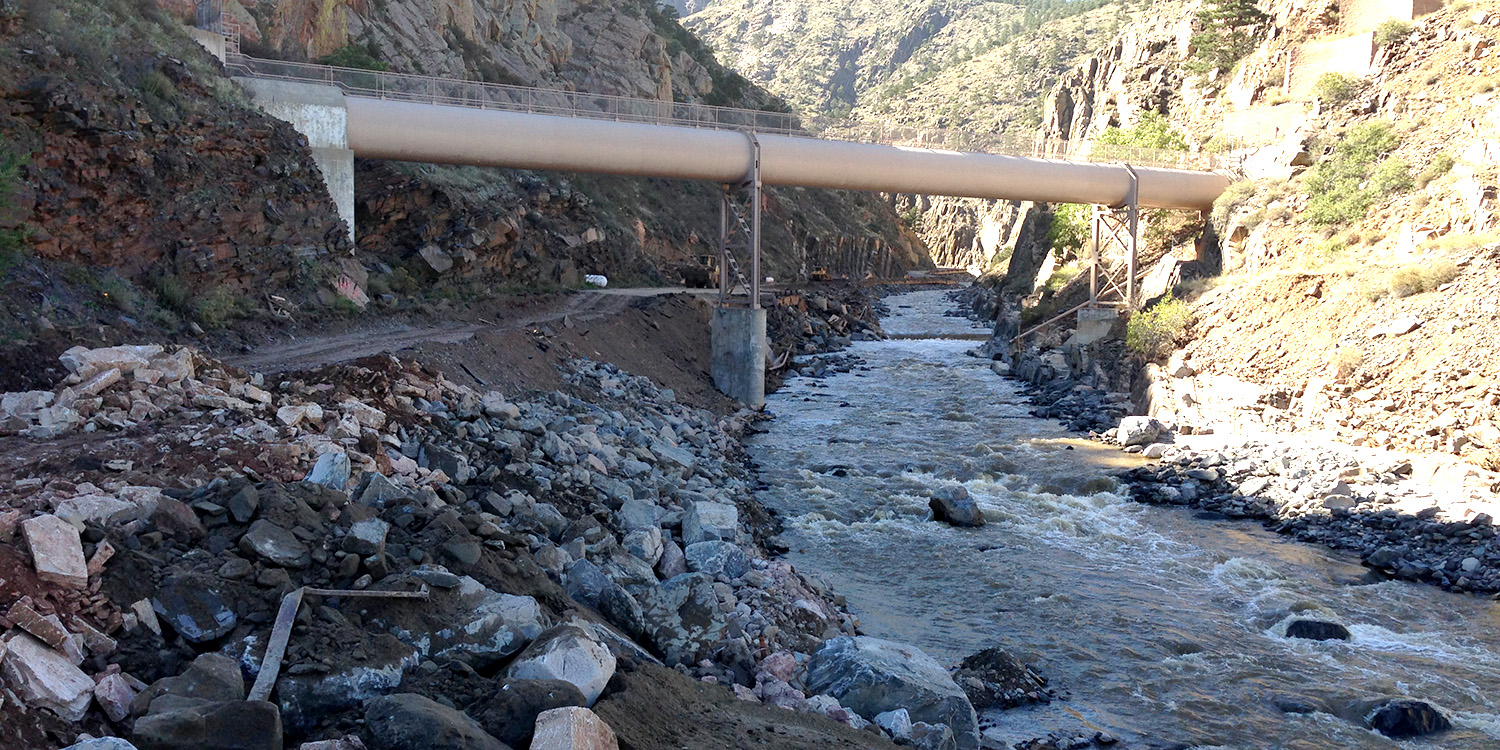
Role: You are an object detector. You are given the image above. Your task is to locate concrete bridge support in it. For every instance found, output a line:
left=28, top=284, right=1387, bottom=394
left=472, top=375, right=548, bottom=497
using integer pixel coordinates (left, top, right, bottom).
left=236, top=79, right=355, bottom=242
left=711, top=307, right=767, bottom=408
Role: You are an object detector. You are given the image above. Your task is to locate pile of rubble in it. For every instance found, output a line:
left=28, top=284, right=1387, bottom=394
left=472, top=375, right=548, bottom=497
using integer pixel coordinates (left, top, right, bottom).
left=0, top=344, right=996, bottom=750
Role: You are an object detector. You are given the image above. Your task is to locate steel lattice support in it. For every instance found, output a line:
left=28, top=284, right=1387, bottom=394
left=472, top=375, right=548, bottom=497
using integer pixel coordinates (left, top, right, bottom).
left=718, top=134, right=763, bottom=309
left=1087, top=164, right=1141, bottom=309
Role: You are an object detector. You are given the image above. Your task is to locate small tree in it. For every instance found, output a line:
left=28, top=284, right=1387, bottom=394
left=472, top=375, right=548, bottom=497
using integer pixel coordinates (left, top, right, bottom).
left=1311, top=72, right=1368, bottom=108
left=1188, top=0, right=1270, bottom=78
left=1045, top=204, right=1090, bottom=256
left=1096, top=112, right=1190, bottom=151
left=1126, top=295, right=1195, bottom=361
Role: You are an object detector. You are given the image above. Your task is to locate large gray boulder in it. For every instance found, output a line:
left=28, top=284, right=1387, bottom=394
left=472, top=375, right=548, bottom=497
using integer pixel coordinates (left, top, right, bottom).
left=684, top=541, right=750, bottom=579
left=1116, top=417, right=1165, bottom=447
left=364, top=693, right=510, bottom=750
left=505, top=625, right=616, bottom=707
left=928, top=486, right=984, bottom=527
left=682, top=501, right=737, bottom=544
left=805, top=636, right=979, bottom=750
left=638, top=573, right=731, bottom=666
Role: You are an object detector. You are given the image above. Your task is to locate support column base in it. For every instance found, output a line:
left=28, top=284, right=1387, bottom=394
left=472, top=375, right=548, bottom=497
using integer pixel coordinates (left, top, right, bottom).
left=711, top=307, right=767, bottom=408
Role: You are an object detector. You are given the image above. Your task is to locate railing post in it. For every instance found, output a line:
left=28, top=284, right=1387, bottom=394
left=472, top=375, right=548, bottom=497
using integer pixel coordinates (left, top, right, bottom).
left=1123, top=164, right=1140, bottom=310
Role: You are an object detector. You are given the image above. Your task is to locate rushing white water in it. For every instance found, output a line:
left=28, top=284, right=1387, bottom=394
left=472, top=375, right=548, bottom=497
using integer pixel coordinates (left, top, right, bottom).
left=748, top=290, right=1500, bottom=749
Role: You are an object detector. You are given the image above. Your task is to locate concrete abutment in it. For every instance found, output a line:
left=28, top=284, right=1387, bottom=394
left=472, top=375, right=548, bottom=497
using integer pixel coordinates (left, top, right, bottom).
left=235, top=78, right=356, bottom=242
left=711, top=307, right=767, bottom=408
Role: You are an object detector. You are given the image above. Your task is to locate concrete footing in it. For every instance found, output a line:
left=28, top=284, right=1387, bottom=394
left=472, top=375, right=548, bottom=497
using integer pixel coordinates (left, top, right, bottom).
left=711, top=306, right=767, bottom=408
left=235, top=78, right=355, bottom=241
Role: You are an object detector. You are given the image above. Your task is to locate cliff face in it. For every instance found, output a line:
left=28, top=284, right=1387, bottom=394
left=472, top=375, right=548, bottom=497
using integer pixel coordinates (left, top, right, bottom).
left=0, top=1, right=354, bottom=359
left=232, top=0, right=929, bottom=285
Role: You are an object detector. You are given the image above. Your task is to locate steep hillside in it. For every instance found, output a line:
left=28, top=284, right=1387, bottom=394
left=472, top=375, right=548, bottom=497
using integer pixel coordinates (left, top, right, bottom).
left=232, top=0, right=930, bottom=287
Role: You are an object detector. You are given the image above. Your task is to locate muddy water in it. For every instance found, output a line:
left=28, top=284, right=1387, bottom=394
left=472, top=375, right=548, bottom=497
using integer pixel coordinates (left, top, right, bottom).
left=747, top=290, right=1500, bottom=749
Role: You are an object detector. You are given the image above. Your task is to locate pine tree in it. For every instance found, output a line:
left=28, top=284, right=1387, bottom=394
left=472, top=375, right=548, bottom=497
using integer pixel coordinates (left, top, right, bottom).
left=1188, top=0, right=1270, bottom=77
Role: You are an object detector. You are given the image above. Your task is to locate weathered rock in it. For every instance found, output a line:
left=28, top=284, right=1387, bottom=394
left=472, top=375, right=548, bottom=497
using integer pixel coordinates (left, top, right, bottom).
left=132, top=700, right=283, bottom=750
left=951, top=647, right=1047, bottom=709
left=55, top=491, right=158, bottom=527
left=60, top=344, right=163, bottom=378
left=276, top=635, right=419, bottom=734
left=638, top=573, right=730, bottom=666
left=240, top=520, right=312, bottom=568
left=1284, top=619, right=1351, bottom=642
left=909, top=721, right=958, bottom=750
left=343, top=518, right=390, bottom=557
left=805, top=636, right=979, bottom=750
left=622, top=527, right=663, bottom=565
left=655, top=539, right=687, bottom=579
left=1116, top=417, right=1165, bottom=447
left=228, top=486, right=260, bottom=524
left=62, top=739, right=140, bottom=750
left=530, top=706, right=619, bottom=750
left=96, top=672, right=140, bottom=722
left=506, top=625, right=616, bottom=707
left=681, top=501, right=737, bottom=544
left=928, top=486, right=984, bottom=528
left=305, top=451, right=351, bottom=490
left=1, top=631, right=94, bottom=721
left=365, top=694, right=510, bottom=750
left=135, top=653, right=245, bottom=716
left=475, top=679, right=587, bottom=748
left=22, top=514, right=89, bottom=588
left=596, top=585, right=646, bottom=639
left=151, top=576, right=238, bottom=643
left=874, top=708, right=914, bottom=742
left=683, top=541, right=750, bottom=579
left=1365, top=698, right=1451, bottom=738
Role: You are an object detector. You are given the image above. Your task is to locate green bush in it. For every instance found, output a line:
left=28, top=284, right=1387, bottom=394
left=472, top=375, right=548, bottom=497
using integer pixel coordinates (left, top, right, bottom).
left=317, top=43, right=390, bottom=72
left=1126, top=294, right=1195, bottom=361
left=1416, top=152, right=1456, bottom=188
left=195, top=287, right=249, bottom=329
left=1374, top=19, right=1412, bottom=46
left=1045, top=204, right=1089, bottom=256
left=1311, top=73, right=1369, bottom=108
left=1304, top=121, right=1411, bottom=226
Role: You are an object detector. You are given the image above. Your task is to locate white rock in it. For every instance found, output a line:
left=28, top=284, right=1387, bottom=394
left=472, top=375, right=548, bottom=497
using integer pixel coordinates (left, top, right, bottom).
left=530, top=706, right=619, bottom=750
left=59, top=345, right=163, bottom=378
left=94, top=672, right=138, bottom=722
left=1, top=632, right=94, bottom=721
left=1116, top=416, right=1165, bottom=447
left=506, top=625, right=616, bottom=706
left=341, top=400, right=387, bottom=430
left=22, top=514, right=88, bottom=588
left=682, top=501, right=738, bottom=544
left=277, top=403, right=324, bottom=428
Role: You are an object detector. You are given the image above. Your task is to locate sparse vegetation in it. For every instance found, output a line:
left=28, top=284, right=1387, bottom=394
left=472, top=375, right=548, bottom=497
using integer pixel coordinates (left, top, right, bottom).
left=1042, top=262, right=1082, bottom=293
left=1126, top=294, right=1194, bottom=361
left=195, top=287, right=250, bottom=329
left=1304, top=121, right=1411, bottom=226
left=1311, top=72, right=1369, bottom=108
left=0, top=134, right=29, bottom=277
left=1416, top=152, right=1456, bottom=188
left=1336, top=346, right=1363, bottom=380
left=140, top=70, right=177, bottom=103
left=317, top=42, right=390, bottom=72
left=1374, top=19, right=1412, bottom=46
left=153, top=274, right=192, bottom=313
left=1385, top=260, right=1460, bottom=298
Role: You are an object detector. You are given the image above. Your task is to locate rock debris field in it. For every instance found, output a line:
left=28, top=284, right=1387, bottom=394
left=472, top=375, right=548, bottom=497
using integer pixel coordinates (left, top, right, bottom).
left=0, top=342, right=1041, bottom=750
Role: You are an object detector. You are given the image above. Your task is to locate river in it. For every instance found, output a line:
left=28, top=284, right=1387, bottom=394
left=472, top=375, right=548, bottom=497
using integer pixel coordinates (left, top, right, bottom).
left=746, top=289, right=1500, bottom=749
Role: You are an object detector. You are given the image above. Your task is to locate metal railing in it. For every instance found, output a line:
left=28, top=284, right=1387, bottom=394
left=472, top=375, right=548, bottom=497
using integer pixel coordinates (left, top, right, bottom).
left=225, top=54, right=1228, bottom=172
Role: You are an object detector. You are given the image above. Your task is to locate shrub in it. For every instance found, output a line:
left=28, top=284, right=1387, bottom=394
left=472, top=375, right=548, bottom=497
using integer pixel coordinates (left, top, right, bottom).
left=317, top=43, right=390, bottom=72
left=1387, top=260, right=1459, bottom=297
left=1304, top=121, right=1410, bottom=226
left=195, top=287, right=249, bottom=328
left=1374, top=19, right=1412, bottom=46
left=1336, top=346, right=1363, bottom=380
left=1312, top=72, right=1369, bottom=108
left=1210, top=180, right=1259, bottom=230
left=1043, top=263, right=1082, bottom=293
left=1416, top=152, right=1456, bottom=188
left=1045, top=204, right=1089, bottom=256
left=1126, top=294, right=1195, bottom=361
left=140, top=71, right=177, bottom=103
left=1096, top=112, right=1190, bottom=152
left=153, top=274, right=192, bottom=312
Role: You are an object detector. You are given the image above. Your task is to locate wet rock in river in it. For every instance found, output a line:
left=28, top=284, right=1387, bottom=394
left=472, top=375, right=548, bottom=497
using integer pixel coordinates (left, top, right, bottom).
left=1365, top=698, right=1452, bottom=738
left=951, top=647, right=1049, bottom=708
left=1284, top=619, right=1351, bottom=642
left=928, top=486, right=985, bottom=528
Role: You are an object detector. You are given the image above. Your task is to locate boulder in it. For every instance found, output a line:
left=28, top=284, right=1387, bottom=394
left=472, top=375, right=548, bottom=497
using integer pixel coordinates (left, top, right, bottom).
left=681, top=501, right=737, bottom=544
left=655, top=539, right=687, bottom=579
left=638, top=573, right=731, bottom=666
left=805, top=636, right=979, bottom=750
left=63, top=740, right=140, bottom=750
left=1365, top=698, right=1451, bottom=738
left=874, top=708, right=913, bottom=743
left=1, top=631, right=94, bottom=721
left=622, top=527, right=663, bottom=566
left=276, top=635, right=419, bottom=735
left=1284, top=619, right=1350, bottom=642
left=22, top=514, right=89, bottom=588
left=134, top=653, right=245, bottom=716
left=151, top=576, right=238, bottom=643
left=132, top=700, right=282, bottom=750
left=474, top=679, right=587, bottom=748
left=364, top=694, right=509, bottom=750
left=239, top=520, right=311, bottom=568
left=615, top=499, right=660, bottom=531
left=343, top=518, right=390, bottom=557
left=379, top=576, right=547, bottom=669
left=910, top=721, right=958, bottom=750
left=305, top=451, right=351, bottom=490
left=928, top=486, right=984, bottom=528
left=683, top=541, right=750, bottom=579
left=59, top=344, right=163, bottom=378
left=505, top=625, right=616, bottom=706
left=529, top=706, right=619, bottom=750
left=951, top=647, right=1047, bottom=709
left=1116, top=417, right=1165, bottom=447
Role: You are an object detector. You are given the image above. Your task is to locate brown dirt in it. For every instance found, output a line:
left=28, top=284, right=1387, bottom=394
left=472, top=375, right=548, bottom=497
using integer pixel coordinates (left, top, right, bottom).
left=594, top=662, right=902, bottom=750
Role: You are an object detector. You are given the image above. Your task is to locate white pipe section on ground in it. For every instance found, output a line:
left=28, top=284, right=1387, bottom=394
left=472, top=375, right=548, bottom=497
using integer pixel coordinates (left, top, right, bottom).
left=346, top=98, right=1229, bottom=211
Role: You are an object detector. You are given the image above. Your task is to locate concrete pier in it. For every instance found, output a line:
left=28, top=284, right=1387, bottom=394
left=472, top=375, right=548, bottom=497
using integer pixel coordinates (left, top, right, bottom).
left=711, top=307, right=767, bottom=408
left=235, top=79, right=355, bottom=241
